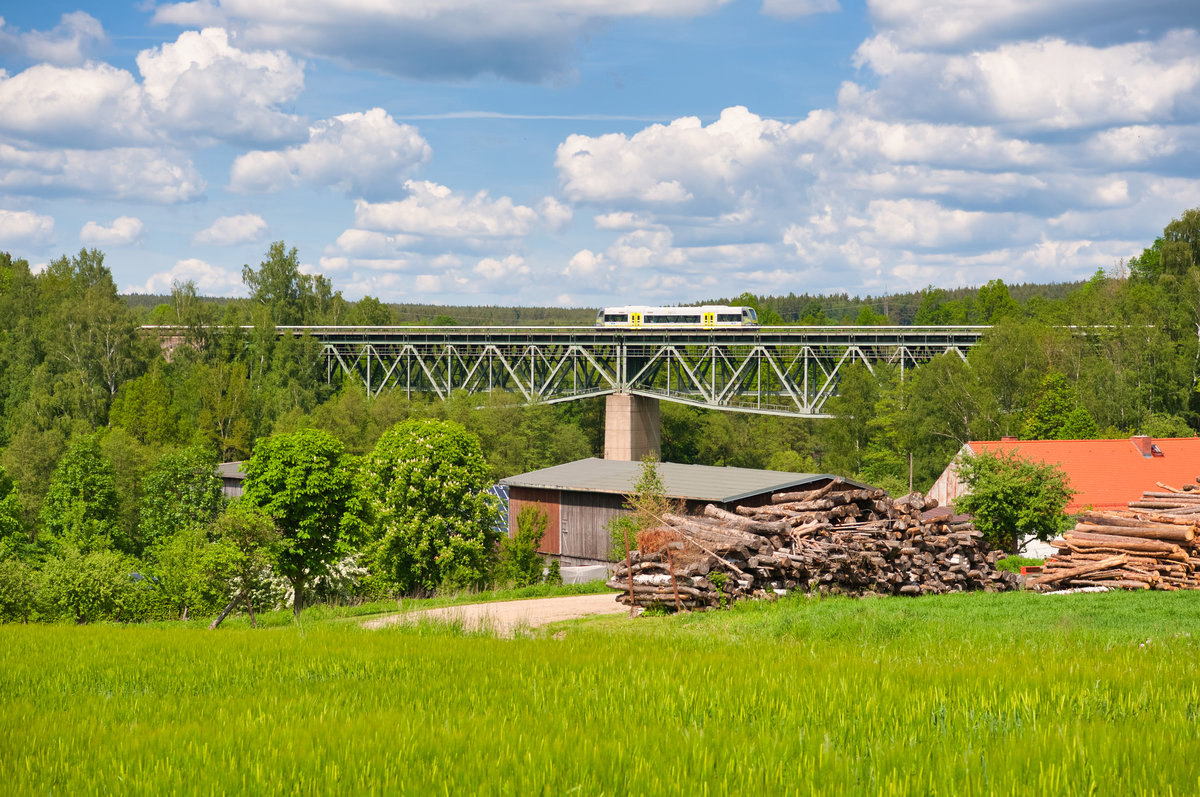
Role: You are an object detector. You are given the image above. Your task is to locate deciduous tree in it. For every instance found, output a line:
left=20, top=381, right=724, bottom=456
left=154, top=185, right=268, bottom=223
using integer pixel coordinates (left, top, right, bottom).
left=40, top=434, right=124, bottom=554
left=953, top=449, right=1075, bottom=554
left=241, top=428, right=363, bottom=615
left=139, top=445, right=223, bottom=545
left=363, top=418, right=499, bottom=595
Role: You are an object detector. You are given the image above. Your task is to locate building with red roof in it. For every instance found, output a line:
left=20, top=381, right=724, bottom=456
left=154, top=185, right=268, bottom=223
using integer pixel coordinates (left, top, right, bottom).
left=928, top=435, right=1200, bottom=513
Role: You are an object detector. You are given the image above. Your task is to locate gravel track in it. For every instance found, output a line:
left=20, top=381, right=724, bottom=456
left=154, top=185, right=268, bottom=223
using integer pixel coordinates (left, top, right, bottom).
left=361, top=593, right=626, bottom=636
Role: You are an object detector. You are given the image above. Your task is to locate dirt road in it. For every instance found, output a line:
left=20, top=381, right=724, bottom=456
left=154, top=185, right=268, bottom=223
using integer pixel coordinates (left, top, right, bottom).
left=361, top=593, right=626, bottom=636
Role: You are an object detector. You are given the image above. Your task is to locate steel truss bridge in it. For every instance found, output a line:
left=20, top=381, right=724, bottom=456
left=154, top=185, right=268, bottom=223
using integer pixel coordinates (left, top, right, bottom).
left=282, top=325, right=988, bottom=418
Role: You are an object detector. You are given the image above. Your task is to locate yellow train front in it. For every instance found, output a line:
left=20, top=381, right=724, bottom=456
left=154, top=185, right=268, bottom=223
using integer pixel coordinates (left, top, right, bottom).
left=595, top=305, right=759, bottom=328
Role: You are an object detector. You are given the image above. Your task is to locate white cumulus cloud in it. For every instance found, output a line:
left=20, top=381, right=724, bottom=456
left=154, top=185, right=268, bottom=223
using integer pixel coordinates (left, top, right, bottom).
left=0, top=209, right=54, bottom=248
left=852, top=31, right=1200, bottom=131
left=193, top=213, right=268, bottom=245
left=136, top=27, right=305, bottom=144
left=0, top=12, right=106, bottom=65
left=0, top=29, right=308, bottom=148
left=128, top=258, right=244, bottom=295
left=0, top=144, right=205, bottom=203
left=353, top=181, right=545, bottom=238
left=474, top=254, right=530, bottom=281
left=557, top=106, right=832, bottom=206
left=0, top=62, right=150, bottom=147
left=80, top=216, right=144, bottom=246
left=230, top=109, right=431, bottom=197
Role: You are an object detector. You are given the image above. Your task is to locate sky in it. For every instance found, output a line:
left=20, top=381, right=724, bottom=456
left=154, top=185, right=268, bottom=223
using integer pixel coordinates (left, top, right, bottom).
left=1, top=1, right=1199, bottom=308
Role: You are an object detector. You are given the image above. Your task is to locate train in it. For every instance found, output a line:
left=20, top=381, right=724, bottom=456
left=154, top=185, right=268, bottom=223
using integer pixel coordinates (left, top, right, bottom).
left=595, top=305, right=759, bottom=328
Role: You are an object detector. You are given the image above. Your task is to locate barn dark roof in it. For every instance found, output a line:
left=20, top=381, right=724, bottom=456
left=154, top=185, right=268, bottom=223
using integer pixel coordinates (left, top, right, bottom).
left=500, top=458, right=864, bottom=504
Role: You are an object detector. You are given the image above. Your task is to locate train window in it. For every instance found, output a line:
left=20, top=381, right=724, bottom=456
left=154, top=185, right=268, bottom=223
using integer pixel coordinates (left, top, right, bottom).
left=717, top=314, right=740, bottom=323
left=604, top=313, right=628, bottom=323
left=744, top=308, right=758, bottom=322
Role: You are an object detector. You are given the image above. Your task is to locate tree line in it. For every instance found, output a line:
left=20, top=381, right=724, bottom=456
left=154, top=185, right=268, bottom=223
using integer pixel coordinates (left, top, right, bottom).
left=1, top=208, right=1198, bottom=622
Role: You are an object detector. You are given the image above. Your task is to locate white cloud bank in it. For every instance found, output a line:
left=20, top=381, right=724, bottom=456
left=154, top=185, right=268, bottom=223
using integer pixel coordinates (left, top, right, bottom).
left=0, top=27, right=303, bottom=204
left=152, top=0, right=736, bottom=82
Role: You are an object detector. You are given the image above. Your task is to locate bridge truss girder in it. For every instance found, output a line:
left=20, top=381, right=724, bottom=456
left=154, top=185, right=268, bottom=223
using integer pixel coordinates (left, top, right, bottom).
left=307, top=326, right=984, bottom=418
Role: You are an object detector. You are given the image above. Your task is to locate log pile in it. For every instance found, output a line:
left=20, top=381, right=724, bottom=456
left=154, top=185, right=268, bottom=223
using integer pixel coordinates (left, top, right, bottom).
left=607, top=480, right=1019, bottom=611
left=1034, top=481, right=1200, bottom=591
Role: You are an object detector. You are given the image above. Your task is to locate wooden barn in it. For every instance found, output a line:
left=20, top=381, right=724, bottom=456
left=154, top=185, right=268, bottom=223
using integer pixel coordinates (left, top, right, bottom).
left=216, top=461, right=246, bottom=498
left=500, top=458, right=864, bottom=566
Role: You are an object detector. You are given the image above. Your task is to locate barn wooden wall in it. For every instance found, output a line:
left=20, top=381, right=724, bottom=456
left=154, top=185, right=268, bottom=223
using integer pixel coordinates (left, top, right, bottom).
left=560, top=492, right=625, bottom=564
left=507, top=487, right=561, bottom=555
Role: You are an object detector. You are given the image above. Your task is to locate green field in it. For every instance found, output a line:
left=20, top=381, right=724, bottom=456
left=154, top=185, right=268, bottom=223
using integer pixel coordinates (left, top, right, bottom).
left=4, top=591, right=1200, bottom=795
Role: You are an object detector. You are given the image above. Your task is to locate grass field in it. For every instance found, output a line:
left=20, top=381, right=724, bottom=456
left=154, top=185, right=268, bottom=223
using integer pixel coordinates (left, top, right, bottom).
left=4, top=590, right=1200, bottom=795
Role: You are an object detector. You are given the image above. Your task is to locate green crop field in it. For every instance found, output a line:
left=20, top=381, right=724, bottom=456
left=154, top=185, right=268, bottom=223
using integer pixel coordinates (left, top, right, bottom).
left=3, top=590, right=1200, bottom=795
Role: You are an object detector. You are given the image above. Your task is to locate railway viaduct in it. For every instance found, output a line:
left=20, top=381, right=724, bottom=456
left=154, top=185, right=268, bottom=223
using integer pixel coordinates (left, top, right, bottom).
left=147, top=324, right=988, bottom=459
left=291, top=325, right=989, bottom=460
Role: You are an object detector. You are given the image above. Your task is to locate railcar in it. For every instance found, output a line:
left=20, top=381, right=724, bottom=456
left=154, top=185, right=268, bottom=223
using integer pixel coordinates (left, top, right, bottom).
left=595, top=305, right=759, bottom=328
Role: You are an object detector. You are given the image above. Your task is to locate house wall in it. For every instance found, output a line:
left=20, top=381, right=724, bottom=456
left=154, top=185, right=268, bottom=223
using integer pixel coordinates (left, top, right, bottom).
left=926, top=444, right=971, bottom=509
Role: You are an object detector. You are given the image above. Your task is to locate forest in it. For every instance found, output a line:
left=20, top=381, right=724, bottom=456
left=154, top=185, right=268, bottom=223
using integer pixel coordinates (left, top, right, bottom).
left=1, top=209, right=1199, bottom=622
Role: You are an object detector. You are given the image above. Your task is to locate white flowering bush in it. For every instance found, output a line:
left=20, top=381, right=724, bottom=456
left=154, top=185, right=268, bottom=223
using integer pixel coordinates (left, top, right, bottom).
left=362, top=419, right=500, bottom=595
left=309, top=554, right=371, bottom=604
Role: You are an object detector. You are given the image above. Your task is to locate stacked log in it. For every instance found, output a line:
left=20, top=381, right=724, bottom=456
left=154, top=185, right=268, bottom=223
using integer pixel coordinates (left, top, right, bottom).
left=1034, top=481, right=1200, bottom=591
left=608, top=481, right=1019, bottom=611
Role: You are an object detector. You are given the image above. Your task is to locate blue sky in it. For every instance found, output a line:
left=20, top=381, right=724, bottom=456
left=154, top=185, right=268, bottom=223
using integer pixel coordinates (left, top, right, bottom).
left=1, top=1, right=1199, bottom=307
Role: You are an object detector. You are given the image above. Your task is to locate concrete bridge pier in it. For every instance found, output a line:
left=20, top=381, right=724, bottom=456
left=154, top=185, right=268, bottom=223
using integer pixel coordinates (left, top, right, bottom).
left=603, top=393, right=661, bottom=461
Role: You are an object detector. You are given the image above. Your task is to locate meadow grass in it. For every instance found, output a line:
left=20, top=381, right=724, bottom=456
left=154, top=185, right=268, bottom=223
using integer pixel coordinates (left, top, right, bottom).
left=3, top=590, right=1200, bottom=795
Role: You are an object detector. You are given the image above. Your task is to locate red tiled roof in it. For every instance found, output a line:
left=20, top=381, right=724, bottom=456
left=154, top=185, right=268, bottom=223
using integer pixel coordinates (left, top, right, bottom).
left=967, top=437, right=1200, bottom=512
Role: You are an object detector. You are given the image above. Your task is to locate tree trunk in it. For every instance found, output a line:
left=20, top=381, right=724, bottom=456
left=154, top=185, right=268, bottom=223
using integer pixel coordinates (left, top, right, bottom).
left=292, top=577, right=305, bottom=619
left=209, top=589, right=247, bottom=630
left=245, top=593, right=258, bottom=628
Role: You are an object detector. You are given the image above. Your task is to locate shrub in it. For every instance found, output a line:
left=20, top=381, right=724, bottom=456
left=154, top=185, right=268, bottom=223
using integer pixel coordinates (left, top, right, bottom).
left=38, top=547, right=148, bottom=623
left=996, top=555, right=1043, bottom=574
left=607, top=515, right=639, bottom=562
left=498, top=507, right=548, bottom=588
left=147, top=525, right=239, bottom=621
left=0, top=557, right=35, bottom=622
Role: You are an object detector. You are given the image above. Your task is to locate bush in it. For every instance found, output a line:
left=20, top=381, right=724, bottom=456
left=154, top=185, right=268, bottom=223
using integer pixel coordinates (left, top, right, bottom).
left=498, top=507, right=548, bottom=588
left=607, top=515, right=639, bottom=562
left=147, top=525, right=239, bottom=621
left=38, top=547, right=150, bottom=623
left=0, top=557, right=35, bottom=622
left=309, top=554, right=371, bottom=604
left=996, top=555, right=1043, bottom=574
